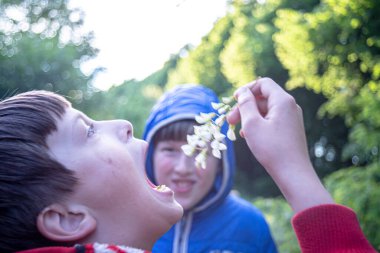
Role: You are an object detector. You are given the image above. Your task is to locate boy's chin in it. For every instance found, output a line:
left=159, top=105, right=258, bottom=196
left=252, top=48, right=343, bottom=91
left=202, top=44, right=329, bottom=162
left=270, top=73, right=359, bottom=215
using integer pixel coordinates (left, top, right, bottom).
left=164, top=200, right=184, bottom=226
left=170, top=200, right=184, bottom=221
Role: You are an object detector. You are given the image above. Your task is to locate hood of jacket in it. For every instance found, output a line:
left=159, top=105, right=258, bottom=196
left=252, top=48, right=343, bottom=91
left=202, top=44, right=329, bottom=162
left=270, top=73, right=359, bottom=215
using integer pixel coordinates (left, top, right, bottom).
left=143, top=84, right=236, bottom=213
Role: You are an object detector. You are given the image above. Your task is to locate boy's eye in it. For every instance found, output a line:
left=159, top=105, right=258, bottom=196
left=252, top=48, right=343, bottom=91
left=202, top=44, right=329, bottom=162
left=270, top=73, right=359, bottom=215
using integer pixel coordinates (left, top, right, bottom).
left=87, top=124, right=95, bottom=137
left=162, top=147, right=176, bottom=152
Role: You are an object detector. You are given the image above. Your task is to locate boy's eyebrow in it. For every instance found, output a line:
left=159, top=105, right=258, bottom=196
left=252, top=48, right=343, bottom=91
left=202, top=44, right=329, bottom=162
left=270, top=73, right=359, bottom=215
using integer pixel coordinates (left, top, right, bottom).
left=72, top=113, right=82, bottom=128
left=71, top=112, right=85, bottom=142
left=73, top=110, right=90, bottom=126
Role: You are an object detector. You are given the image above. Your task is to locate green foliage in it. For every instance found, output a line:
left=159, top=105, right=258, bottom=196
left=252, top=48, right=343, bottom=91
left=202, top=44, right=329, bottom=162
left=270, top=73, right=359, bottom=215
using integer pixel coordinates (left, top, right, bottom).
left=253, top=197, right=300, bottom=253
left=274, top=0, right=380, bottom=165
left=274, top=9, right=319, bottom=89
left=142, top=53, right=181, bottom=88
left=0, top=35, right=95, bottom=102
left=167, top=15, right=234, bottom=96
left=81, top=80, right=162, bottom=138
left=0, top=0, right=98, bottom=107
left=81, top=56, right=180, bottom=137
left=221, top=0, right=288, bottom=87
left=325, top=164, right=380, bottom=250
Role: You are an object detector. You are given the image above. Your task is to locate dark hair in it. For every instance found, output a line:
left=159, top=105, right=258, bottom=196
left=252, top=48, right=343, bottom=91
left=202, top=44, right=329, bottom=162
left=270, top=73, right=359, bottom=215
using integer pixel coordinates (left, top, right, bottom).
left=153, top=119, right=196, bottom=145
left=0, top=90, right=78, bottom=252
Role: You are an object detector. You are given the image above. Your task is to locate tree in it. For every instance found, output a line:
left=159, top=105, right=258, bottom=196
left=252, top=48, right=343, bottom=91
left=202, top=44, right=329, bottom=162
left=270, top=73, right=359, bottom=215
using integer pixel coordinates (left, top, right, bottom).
left=166, top=15, right=234, bottom=96
left=274, top=0, right=380, bottom=166
left=221, top=0, right=288, bottom=87
left=0, top=0, right=99, bottom=107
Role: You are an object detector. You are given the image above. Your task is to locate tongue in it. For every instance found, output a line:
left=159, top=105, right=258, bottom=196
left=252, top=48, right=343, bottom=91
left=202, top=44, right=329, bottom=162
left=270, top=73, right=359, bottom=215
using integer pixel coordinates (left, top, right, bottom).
left=175, top=181, right=192, bottom=193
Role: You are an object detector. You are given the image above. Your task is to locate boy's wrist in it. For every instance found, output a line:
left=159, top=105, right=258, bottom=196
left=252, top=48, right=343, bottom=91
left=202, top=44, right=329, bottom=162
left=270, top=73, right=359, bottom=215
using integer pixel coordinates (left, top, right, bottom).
left=270, top=162, right=334, bottom=213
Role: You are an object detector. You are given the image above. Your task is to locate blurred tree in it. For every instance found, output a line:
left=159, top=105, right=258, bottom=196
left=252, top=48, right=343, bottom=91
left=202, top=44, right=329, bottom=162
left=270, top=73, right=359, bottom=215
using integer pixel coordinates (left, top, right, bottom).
left=274, top=0, right=380, bottom=166
left=81, top=79, right=161, bottom=138
left=79, top=55, right=183, bottom=137
left=142, top=52, right=181, bottom=88
left=220, top=0, right=348, bottom=180
left=0, top=0, right=99, bottom=107
left=253, top=197, right=300, bottom=253
left=166, top=15, right=234, bottom=96
left=221, top=0, right=289, bottom=87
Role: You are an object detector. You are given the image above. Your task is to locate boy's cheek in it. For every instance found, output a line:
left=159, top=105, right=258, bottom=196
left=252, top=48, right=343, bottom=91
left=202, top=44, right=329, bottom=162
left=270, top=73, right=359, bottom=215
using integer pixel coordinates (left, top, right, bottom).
left=155, top=159, right=173, bottom=171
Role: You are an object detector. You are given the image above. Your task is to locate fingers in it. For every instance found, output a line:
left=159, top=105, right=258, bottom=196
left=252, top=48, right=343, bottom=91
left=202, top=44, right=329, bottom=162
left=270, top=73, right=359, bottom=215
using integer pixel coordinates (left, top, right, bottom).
left=227, top=79, right=267, bottom=126
left=233, top=86, right=262, bottom=132
left=226, top=105, right=241, bottom=126
left=227, top=77, right=286, bottom=127
left=251, top=77, right=285, bottom=99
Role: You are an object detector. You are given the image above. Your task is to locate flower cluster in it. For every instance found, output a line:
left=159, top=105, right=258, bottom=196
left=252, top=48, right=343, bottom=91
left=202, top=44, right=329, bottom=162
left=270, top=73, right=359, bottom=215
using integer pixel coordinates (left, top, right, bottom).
left=181, top=96, right=237, bottom=169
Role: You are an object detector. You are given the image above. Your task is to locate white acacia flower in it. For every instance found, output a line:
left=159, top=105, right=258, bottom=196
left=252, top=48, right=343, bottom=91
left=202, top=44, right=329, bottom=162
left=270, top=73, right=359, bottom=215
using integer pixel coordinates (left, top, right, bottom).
left=212, top=149, right=222, bottom=159
left=213, top=131, right=225, bottom=142
left=181, top=144, right=196, bottom=156
left=195, top=112, right=216, bottom=124
left=211, top=102, right=224, bottom=110
left=222, top=96, right=234, bottom=104
left=227, top=125, right=236, bottom=141
left=211, top=140, right=227, bottom=151
left=184, top=93, right=238, bottom=169
left=207, top=123, right=219, bottom=134
left=187, top=134, right=199, bottom=144
left=187, top=134, right=207, bottom=148
left=194, top=125, right=213, bottom=142
left=195, top=149, right=208, bottom=169
left=217, top=104, right=230, bottom=115
left=215, top=114, right=226, bottom=126
left=211, top=139, right=227, bottom=159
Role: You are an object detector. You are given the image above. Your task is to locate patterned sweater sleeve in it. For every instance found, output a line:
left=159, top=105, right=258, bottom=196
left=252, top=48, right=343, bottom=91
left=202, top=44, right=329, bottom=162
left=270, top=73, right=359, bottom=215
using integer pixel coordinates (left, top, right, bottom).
left=291, top=204, right=378, bottom=253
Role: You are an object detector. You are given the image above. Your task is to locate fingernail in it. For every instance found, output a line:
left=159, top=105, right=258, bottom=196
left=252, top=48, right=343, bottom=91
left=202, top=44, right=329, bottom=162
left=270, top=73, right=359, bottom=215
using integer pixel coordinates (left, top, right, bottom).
left=237, top=87, right=250, bottom=103
left=248, top=80, right=256, bottom=89
left=235, top=86, right=248, bottom=96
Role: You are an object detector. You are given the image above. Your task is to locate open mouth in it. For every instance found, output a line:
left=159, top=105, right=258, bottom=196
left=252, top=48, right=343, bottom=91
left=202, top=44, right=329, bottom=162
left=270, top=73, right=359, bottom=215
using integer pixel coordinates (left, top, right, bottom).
left=155, top=184, right=168, bottom=192
left=172, top=179, right=194, bottom=193
left=146, top=177, right=169, bottom=192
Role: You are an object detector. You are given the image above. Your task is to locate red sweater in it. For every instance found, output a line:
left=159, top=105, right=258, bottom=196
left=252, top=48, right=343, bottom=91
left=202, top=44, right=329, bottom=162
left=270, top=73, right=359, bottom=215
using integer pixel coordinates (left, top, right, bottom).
left=292, top=204, right=377, bottom=253
left=18, top=204, right=377, bottom=253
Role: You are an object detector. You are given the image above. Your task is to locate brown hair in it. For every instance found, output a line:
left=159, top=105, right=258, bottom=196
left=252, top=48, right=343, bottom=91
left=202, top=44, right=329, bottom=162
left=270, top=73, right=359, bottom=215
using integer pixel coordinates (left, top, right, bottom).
left=0, top=90, right=78, bottom=252
left=153, top=119, right=197, bottom=146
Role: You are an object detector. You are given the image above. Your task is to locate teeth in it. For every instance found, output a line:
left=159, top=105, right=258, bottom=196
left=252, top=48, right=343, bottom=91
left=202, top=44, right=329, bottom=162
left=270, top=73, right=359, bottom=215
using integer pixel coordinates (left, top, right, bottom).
left=177, top=182, right=191, bottom=188
left=155, top=184, right=166, bottom=191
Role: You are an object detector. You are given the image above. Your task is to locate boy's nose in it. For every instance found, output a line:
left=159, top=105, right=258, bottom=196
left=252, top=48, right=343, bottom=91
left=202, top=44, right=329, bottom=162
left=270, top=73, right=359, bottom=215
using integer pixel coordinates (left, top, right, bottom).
left=115, top=120, right=133, bottom=142
left=174, top=153, right=194, bottom=174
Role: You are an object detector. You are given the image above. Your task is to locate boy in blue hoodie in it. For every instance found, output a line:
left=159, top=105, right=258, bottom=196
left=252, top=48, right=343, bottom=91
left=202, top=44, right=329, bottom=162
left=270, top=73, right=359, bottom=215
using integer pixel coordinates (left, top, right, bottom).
left=143, top=84, right=277, bottom=253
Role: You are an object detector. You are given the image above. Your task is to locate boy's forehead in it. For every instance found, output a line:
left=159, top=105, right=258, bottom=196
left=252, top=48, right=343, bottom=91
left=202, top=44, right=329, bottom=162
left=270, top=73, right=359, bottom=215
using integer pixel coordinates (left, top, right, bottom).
left=49, top=107, right=84, bottom=142
left=46, top=107, right=94, bottom=164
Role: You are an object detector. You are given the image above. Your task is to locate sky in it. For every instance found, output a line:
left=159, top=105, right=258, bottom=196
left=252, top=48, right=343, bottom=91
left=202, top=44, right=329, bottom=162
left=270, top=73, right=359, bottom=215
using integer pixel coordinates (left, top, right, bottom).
left=69, top=0, right=229, bottom=90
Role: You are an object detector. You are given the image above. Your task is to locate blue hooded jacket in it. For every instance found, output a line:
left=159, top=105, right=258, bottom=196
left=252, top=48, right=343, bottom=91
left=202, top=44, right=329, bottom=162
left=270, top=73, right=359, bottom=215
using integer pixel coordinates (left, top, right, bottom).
left=143, top=84, right=277, bottom=253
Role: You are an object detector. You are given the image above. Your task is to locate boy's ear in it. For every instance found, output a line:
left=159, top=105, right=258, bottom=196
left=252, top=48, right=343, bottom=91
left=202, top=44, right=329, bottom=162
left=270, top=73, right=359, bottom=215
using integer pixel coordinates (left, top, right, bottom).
left=37, top=203, right=96, bottom=242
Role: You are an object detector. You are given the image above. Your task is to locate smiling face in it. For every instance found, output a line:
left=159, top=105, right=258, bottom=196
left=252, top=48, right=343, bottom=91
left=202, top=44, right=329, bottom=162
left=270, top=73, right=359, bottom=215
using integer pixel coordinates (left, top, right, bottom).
left=153, top=140, right=219, bottom=211
left=46, top=107, right=183, bottom=248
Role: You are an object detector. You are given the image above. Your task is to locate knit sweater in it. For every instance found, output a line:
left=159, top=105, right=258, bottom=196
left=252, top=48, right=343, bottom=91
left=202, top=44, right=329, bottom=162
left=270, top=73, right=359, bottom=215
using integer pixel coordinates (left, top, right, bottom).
left=292, top=204, right=377, bottom=252
left=16, top=204, right=377, bottom=253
